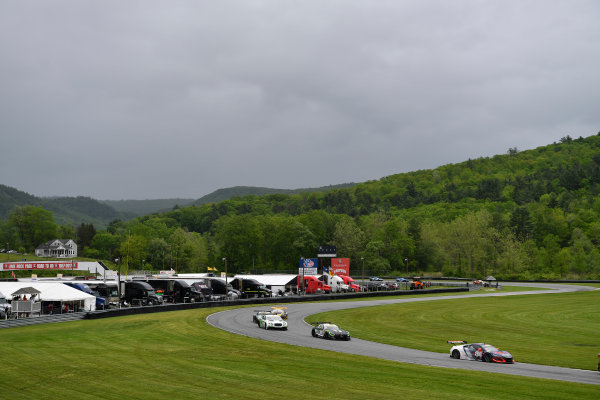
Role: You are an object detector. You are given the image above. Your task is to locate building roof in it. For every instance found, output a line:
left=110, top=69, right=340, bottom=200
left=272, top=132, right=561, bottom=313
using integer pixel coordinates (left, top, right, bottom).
left=36, top=239, right=75, bottom=250
left=11, top=287, right=42, bottom=296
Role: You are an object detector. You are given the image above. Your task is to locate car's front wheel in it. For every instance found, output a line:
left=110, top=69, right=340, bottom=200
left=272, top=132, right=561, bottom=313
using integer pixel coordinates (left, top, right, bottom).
left=312, top=328, right=317, bottom=337
left=452, top=350, right=460, bottom=359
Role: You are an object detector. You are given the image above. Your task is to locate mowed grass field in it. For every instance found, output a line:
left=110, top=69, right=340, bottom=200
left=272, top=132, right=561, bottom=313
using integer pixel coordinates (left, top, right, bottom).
left=1, top=290, right=599, bottom=399
left=312, top=289, right=600, bottom=370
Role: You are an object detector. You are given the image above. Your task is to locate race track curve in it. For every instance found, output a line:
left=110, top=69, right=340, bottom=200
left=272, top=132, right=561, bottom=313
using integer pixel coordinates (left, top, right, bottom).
left=206, top=282, right=600, bottom=385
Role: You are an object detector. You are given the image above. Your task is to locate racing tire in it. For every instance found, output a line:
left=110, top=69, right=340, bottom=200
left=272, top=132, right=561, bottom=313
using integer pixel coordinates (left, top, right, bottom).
left=311, top=328, right=317, bottom=337
left=451, top=350, right=460, bottom=359
left=483, top=353, right=492, bottom=363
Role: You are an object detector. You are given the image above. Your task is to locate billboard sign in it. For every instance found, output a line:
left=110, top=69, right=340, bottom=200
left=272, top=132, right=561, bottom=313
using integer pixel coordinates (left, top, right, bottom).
left=317, top=245, right=337, bottom=257
left=2, top=261, right=78, bottom=270
left=299, top=258, right=318, bottom=275
left=331, top=258, right=350, bottom=276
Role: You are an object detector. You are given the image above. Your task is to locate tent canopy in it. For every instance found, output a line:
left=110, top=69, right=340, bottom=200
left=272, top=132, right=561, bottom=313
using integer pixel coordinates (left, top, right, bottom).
left=11, top=287, right=42, bottom=296
left=0, top=282, right=96, bottom=311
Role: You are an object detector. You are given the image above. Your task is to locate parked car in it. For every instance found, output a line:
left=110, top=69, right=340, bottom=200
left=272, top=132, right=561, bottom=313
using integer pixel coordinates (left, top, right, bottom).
left=0, top=292, right=11, bottom=317
left=365, top=281, right=388, bottom=291
left=410, top=278, right=424, bottom=290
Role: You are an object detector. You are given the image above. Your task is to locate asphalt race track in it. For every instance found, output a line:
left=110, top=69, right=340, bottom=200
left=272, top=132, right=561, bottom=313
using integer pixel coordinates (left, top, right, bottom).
left=207, top=282, right=600, bottom=385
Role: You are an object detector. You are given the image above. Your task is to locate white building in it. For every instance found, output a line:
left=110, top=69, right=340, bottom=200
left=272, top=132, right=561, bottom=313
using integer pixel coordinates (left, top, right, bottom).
left=35, top=239, right=78, bottom=258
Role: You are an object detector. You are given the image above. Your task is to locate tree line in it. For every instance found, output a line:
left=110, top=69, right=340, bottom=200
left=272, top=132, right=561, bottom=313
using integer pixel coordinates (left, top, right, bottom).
left=2, top=134, right=600, bottom=280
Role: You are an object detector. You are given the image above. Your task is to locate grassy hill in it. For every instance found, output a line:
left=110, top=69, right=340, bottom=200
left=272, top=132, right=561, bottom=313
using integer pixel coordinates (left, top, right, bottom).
left=1, top=291, right=598, bottom=399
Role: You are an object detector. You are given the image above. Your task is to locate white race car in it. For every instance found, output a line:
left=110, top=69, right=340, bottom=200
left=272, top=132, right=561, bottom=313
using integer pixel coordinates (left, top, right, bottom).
left=257, top=314, right=288, bottom=330
left=448, top=340, right=514, bottom=363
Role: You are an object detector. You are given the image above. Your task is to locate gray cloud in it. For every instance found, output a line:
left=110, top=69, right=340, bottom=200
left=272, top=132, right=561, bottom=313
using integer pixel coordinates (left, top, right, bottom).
left=1, top=1, right=599, bottom=199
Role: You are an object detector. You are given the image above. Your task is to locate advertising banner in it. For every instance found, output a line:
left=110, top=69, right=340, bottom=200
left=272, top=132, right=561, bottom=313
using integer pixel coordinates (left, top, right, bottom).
left=2, top=261, right=78, bottom=270
left=299, top=258, right=318, bottom=276
left=331, top=258, right=350, bottom=276
left=317, top=245, right=337, bottom=257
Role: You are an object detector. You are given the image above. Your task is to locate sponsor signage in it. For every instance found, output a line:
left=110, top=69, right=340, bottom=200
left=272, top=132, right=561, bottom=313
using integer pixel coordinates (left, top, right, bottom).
left=299, top=258, right=318, bottom=276
left=317, top=245, right=337, bottom=257
left=2, top=261, right=78, bottom=270
left=331, top=258, right=350, bottom=276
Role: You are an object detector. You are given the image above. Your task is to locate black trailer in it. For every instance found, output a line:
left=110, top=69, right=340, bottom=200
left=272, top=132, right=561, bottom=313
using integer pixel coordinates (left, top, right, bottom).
left=230, top=278, right=272, bottom=298
left=121, top=281, right=162, bottom=306
left=143, top=279, right=204, bottom=303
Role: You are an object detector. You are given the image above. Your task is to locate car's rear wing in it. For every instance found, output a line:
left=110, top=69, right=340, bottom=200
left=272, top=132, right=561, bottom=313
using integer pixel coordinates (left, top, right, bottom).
left=447, top=340, right=467, bottom=344
left=308, top=321, right=332, bottom=326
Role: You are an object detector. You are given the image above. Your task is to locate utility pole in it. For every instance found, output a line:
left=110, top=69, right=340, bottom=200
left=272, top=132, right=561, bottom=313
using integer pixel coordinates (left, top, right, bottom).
left=361, top=257, right=365, bottom=291
left=222, top=257, right=228, bottom=300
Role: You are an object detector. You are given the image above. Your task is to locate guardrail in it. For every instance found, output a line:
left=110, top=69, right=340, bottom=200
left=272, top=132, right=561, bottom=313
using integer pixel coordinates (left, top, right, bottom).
left=85, top=287, right=468, bottom=320
left=0, top=312, right=86, bottom=329
left=0, top=287, right=468, bottom=327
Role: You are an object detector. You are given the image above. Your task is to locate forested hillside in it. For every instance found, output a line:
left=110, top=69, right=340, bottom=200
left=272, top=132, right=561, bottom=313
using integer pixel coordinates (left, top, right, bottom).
left=2, top=134, right=600, bottom=280
left=193, top=183, right=356, bottom=205
left=102, top=198, right=195, bottom=216
left=0, top=186, right=130, bottom=227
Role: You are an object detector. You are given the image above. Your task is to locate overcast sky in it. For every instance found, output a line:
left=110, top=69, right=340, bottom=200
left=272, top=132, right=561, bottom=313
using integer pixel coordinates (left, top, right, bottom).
left=1, top=1, right=599, bottom=200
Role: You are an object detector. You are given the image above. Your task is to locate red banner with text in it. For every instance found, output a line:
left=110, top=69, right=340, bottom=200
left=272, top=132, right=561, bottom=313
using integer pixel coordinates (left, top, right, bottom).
left=2, top=261, right=78, bottom=270
left=331, top=258, right=350, bottom=276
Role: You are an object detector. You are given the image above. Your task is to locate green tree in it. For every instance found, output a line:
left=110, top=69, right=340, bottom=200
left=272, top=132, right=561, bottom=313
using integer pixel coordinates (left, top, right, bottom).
left=76, top=223, right=96, bottom=250
left=332, top=216, right=365, bottom=263
left=117, top=234, right=147, bottom=273
left=7, top=206, right=58, bottom=251
left=215, top=214, right=263, bottom=272
left=90, top=232, right=120, bottom=259
left=147, top=237, right=170, bottom=271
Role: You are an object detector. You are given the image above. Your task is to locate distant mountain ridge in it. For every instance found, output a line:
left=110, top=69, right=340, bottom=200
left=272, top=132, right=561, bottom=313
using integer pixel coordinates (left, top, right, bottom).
left=0, top=185, right=132, bottom=227
left=0, top=182, right=357, bottom=226
left=193, top=183, right=357, bottom=205
left=101, top=198, right=196, bottom=216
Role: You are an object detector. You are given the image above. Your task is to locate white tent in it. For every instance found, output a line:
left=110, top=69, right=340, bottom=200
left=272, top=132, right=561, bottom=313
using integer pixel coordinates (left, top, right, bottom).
left=0, top=282, right=96, bottom=311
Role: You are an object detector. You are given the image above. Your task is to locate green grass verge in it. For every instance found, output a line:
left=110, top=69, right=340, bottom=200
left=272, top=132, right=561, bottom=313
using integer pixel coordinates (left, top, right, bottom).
left=1, top=303, right=599, bottom=399
left=330, top=285, right=547, bottom=303
left=312, top=290, right=600, bottom=370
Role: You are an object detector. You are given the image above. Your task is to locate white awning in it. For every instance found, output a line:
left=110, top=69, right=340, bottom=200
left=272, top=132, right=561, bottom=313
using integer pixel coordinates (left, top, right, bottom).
left=0, top=282, right=96, bottom=311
